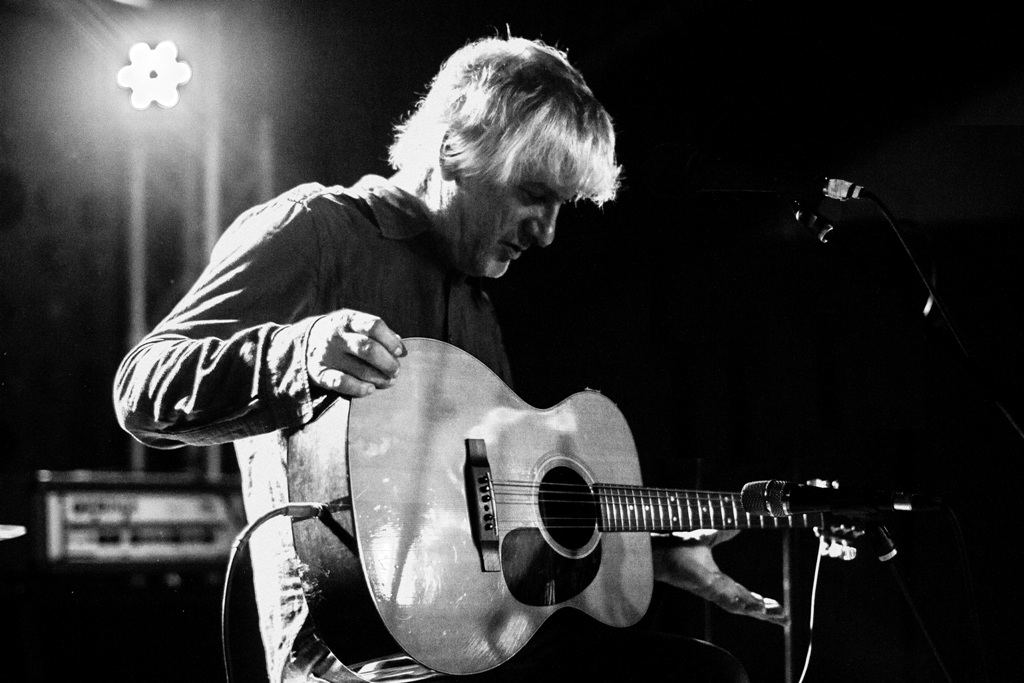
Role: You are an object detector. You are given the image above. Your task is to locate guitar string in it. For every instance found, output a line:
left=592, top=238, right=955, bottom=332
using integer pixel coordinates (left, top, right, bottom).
left=482, top=505, right=814, bottom=527
left=487, top=479, right=739, bottom=492
left=489, top=484, right=746, bottom=522
left=355, top=493, right=815, bottom=530
left=474, top=483, right=817, bottom=530
left=488, top=484, right=744, bottom=506
left=488, top=480, right=741, bottom=493
left=369, top=476, right=812, bottom=529
left=488, top=481, right=743, bottom=497
left=489, top=497, right=744, bottom=514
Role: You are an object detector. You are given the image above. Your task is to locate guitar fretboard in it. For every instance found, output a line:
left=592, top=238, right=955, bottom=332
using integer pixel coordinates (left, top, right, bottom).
left=594, top=485, right=822, bottom=532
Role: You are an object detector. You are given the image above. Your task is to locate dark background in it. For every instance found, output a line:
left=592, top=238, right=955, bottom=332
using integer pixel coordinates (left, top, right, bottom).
left=1, top=1, right=1021, bottom=681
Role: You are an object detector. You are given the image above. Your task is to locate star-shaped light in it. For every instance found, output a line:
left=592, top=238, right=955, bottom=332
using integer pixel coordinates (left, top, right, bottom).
left=117, top=41, right=192, bottom=110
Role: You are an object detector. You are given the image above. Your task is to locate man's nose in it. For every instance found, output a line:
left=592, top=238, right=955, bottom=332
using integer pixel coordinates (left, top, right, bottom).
left=528, top=202, right=559, bottom=248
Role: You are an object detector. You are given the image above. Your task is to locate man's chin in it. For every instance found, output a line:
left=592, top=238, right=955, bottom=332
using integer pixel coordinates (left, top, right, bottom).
left=482, top=259, right=511, bottom=278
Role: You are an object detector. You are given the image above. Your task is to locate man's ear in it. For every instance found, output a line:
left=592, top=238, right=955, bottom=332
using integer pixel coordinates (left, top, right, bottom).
left=439, top=162, right=459, bottom=183
left=439, top=133, right=460, bottom=183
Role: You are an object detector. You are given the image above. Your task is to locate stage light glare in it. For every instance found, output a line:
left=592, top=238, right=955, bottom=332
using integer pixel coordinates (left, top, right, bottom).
left=117, top=40, right=192, bottom=110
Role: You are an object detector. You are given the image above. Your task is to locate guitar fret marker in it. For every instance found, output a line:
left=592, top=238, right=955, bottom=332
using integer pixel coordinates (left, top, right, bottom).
left=595, top=485, right=828, bottom=535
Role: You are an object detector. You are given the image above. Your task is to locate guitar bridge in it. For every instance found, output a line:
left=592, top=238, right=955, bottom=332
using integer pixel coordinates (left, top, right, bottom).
left=464, top=439, right=500, bottom=572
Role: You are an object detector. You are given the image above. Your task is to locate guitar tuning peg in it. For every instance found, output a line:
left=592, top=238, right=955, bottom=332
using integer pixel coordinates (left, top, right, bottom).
left=821, top=538, right=857, bottom=561
left=828, top=522, right=865, bottom=540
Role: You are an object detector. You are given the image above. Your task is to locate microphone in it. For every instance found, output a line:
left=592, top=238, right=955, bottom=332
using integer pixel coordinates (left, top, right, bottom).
left=685, top=150, right=863, bottom=202
left=740, top=479, right=942, bottom=517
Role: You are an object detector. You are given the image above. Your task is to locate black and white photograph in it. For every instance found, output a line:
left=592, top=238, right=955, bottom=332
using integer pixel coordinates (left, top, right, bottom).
left=1, top=2, right=1020, bottom=681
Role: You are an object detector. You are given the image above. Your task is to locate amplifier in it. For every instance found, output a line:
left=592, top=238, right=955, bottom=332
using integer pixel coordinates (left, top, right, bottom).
left=35, top=470, right=244, bottom=571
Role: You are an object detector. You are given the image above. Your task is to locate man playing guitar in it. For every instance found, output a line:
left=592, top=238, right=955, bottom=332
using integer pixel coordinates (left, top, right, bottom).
left=115, top=35, right=786, bottom=683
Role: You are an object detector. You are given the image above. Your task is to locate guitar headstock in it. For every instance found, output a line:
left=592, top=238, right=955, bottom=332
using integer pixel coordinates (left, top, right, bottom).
left=799, top=478, right=870, bottom=561
left=815, top=515, right=866, bottom=561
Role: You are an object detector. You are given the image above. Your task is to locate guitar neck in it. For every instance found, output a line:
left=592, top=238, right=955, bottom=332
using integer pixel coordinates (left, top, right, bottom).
left=594, top=484, right=822, bottom=532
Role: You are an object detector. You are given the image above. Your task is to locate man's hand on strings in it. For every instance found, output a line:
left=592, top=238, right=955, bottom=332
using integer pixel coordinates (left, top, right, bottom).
left=307, top=309, right=407, bottom=398
left=652, top=530, right=790, bottom=626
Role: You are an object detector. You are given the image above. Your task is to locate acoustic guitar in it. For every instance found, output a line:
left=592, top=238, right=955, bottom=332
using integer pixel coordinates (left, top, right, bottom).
left=288, top=338, right=826, bottom=676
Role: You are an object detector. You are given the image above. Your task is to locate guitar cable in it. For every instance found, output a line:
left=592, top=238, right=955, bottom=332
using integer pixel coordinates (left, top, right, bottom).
left=220, top=501, right=349, bottom=683
left=796, top=502, right=984, bottom=683
left=795, top=535, right=826, bottom=683
left=219, top=501, right=983, bottom=682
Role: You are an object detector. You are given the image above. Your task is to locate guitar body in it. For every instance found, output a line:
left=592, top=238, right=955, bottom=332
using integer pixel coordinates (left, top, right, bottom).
left=290, top=338, right=652, bottom=675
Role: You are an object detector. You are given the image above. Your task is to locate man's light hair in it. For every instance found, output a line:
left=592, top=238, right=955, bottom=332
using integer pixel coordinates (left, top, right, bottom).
left=389, top=36, right=620, bottom=205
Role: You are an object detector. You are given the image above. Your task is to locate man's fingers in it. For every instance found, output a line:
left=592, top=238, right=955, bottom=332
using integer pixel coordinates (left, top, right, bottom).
left=338, top=332, right=401, bottom=380
left=346, top=311, right=407, bottom=358
left=314, top=368, right=377, bottom=398
left=307, top=311, right=407, bottom=397
left=707, top=578, right=789, bottom=626
left=760, top=597, right=790, bottom=626
left=726, top=591, right=790, bottom=626
left=715, top=587, right=763, bottom=615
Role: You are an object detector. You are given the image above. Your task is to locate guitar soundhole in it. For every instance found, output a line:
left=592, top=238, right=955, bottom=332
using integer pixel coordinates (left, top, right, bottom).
left=538, top=466, right=598, bottom=551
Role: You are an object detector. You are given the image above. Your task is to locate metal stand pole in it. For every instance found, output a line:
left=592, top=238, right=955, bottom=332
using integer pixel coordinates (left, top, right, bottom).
left=128, top=141, right=148, bottom=472
left=203, top=10, right=224, bottom=479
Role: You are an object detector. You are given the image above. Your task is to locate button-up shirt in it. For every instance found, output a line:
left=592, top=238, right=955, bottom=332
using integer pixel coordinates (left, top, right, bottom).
left=114, top=175, right=511, bottom=682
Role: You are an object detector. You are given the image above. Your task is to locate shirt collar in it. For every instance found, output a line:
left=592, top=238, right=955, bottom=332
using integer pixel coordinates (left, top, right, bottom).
left=351, top=175, right=433, bottom=240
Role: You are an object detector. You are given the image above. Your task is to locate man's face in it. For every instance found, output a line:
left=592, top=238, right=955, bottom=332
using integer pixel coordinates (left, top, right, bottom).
left=440, top=172, right=566, bottom=278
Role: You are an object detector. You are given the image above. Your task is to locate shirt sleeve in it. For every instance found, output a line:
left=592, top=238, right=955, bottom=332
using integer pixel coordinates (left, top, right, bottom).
left=113, top=189, right=331, bottom=448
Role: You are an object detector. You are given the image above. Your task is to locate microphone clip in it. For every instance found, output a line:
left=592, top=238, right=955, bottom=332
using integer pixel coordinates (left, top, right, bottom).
left=790, top=198, right=834, bottom=243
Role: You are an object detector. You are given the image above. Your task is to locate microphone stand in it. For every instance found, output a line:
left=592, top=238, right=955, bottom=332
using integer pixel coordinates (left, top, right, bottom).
left=856, top=515, right=956, bottom=683
left=730, top=180, right=998, bottom=681
left=813, top=190, right=1024, bottom=444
